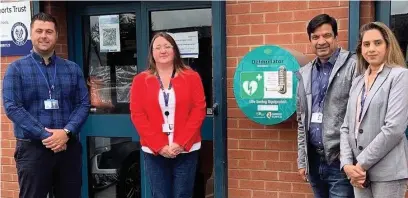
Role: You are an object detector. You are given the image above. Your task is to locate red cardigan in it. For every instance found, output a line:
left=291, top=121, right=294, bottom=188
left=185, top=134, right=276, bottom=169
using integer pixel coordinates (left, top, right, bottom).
left=130, top=69, right=206, bottom=155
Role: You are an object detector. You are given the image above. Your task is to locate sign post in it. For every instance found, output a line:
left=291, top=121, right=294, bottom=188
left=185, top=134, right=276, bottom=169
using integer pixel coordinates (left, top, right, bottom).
left=233, top=45, right=300, bottom=125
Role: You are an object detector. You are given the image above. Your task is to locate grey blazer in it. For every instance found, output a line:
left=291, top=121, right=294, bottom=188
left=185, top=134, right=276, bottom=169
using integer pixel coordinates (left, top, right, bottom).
left=340, top=66, right=408, bottom=182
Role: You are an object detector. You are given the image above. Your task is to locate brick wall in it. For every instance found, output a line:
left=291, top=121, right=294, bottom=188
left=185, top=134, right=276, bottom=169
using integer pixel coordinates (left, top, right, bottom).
left=0, top=2, right=68, bottom=198
left=226, top=1, right=350, bottom=198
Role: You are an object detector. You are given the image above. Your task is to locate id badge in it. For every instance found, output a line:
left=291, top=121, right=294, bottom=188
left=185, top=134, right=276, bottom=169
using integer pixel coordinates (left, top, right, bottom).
left=311, top=112, right=323, bottom=123
left=162, top=124, right=174, bottom=133
left=44, top=99, right=59, bottom=110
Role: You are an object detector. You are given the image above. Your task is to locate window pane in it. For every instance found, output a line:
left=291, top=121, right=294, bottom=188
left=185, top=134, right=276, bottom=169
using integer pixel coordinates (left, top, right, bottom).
left=150, top=8, right=214, bottom=114
left=391, top=2, right=408, bottom=64
left=83, top=13, right=137, bottom=114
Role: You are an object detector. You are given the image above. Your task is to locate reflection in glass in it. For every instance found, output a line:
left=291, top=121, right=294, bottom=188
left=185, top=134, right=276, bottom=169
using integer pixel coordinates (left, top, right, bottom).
left=87, top=137, right=141, bottom=198
left=83, top=13, right=137, bottom=114
left=391, top=1, right=408, bottom=64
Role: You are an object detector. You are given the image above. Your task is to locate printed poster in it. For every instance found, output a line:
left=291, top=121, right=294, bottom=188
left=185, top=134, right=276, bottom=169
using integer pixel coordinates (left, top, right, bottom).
left=99, top=15, right=121, bottom=52
left=168, top=31, right=199, bottom=58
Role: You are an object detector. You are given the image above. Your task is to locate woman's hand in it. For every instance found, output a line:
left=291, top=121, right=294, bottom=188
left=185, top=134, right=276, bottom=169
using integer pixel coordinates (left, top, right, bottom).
left=343, top=164, right=366, bottom=188
left=158, top=145, right=176, bottom=158
left=169, top=143, right=184, bottom=155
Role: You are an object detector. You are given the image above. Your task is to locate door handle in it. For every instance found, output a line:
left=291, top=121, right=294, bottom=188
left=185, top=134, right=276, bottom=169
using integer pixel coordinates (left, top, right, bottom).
left=212, top=103, right=219, bottom=116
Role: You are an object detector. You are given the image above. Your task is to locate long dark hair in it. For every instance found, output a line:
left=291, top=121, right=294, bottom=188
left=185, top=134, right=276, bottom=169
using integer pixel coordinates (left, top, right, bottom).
left=146, top=32, right=189, bottom=74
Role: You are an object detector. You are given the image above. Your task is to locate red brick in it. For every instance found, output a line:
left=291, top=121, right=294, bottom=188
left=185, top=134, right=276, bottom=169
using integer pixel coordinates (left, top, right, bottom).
left=278, top=172, right=303, bottom=182
left=227, top=3, right=250, bottom=15
left=1, top=190, right=14, bottom=198
left=228, top=149, right=252, bottom=160
left=265, top=12, right=293, bottom=23
left=251, top=130, right=279, bottom=140
left=1, top=157, right=12, bottom=165
left=229, top=169, right=251, bottom=179
left=227, top=46, right=250, bottom=57
left=279, top=22, right=307, bottom=33
left=293, top=9, right=324, bottom=21
left=227, top=119, right=239, bottom=128
left=251, top=170, right=278, bottom=180
left=228, top=108, right=246, bottom=118
left=279, top=1, right=308, bottom=11
left=253, top=191, right=279, bottom=198
left=265, top=34, right=293, bottom=45
left=228, top=188, right=252, bottom=198
left=227, top=88, right=234, bottom=98
left=227, top=25, right=250, bottom=36
left=227, top=36, right=237, bottom=47
left=279, top=192, right=308, bottom=198
left=237, top=13, right=264, bottom=24
left=292, top=183, right=313, bottom=193
left=239, top=119, right=265, bottom=129
left=340, top=0, right=349, bottom=6
left=228, top=159, right=239, bottom=169
left=265, top=119, right=295, bottom=129
left=251, top=23, right=279, bottom=34
left=280, top=151, right=298, bottom=162
left=338, top=18, right=349, bottom=30
left=265, top=181, right=292, bottom=191
left=227, top=98, right=238, bottom=108
left=1, top=149, right=15, bottom=157
left=1, top=174, right=13, bottom=181
left=228, top=139, right=239, bottom=149
left=280, top=44, right=309, bottom=54
left=228, top=129, right=252, bottom=139
left=228, top=179, right=239, bottom=188
left=2, top=165, right=16, bottom=173
left=227, top=57, right=237, bottom=68
left=239, top=179, right=265, bottom=190
left=238, top=160, right=265, bottom=169
left=293, top=33, right=310, bottom=43
left=239, top=139, right=266, bottom=149
left=279, top=129, right=297, bottom=140
left=361, top=4, right=374, bottom=18
left=2, top=181, right=18, bottom=190
left=309, top=1, right=340, bottom=9
left=338, top=30, right=348, bottom=41
left=250, top=2, right=278, bottom=13
left=227, top=15, right=237, bottom=25
left=252, top=150, right=279, bottom=161
left=266, top=140, right=296, bottom=151
left=266, top=161, right=293, bottom=171
left=237, top=35, right=264, bottom=46
left=323, top=7, right=349, bottom=19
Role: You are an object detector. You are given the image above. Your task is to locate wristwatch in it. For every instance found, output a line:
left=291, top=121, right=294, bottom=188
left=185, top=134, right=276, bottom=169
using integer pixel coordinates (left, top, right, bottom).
left=64, top=128, right=73, bottom=139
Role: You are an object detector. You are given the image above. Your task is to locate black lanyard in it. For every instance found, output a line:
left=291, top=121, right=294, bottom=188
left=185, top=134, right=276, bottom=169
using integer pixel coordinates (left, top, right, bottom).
left=31, top=55, right=57, bottom=99
left=157, top=69, right=176, bottom=107
left=359, top=75, right=379, bottom=121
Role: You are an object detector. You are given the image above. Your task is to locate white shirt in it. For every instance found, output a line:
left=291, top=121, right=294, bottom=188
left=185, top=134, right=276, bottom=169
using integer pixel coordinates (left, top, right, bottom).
left=142, top=88, right=201, bottom=154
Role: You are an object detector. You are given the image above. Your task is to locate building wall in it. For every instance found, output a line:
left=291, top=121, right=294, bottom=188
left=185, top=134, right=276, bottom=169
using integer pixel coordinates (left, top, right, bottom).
left=0, top=1, right=379, bottom=198
left=226, top=1, right=347, bottom=198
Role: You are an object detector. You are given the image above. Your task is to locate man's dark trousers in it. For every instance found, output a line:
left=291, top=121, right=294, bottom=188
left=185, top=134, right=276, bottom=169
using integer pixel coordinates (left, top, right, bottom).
left=15, top=138, right=82, bottom=198
left=307, top=145, right=354, bottom=198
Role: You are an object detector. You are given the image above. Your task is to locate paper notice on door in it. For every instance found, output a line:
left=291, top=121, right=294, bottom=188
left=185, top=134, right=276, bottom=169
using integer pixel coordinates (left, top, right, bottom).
left=168, top=31, right=199, bottom=58
left=99, top=15, right=121, bottom=52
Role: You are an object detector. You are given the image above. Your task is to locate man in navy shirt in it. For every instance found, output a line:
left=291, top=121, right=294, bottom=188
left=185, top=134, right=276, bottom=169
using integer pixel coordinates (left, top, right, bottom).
left=2, top=12, right=90, bottom=198
left=296, top=14, right=358, bottom=198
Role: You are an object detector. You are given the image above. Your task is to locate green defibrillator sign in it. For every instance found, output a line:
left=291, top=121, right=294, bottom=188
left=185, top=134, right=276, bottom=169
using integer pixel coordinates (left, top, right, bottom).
left=233, top=45, right=300, bottom=125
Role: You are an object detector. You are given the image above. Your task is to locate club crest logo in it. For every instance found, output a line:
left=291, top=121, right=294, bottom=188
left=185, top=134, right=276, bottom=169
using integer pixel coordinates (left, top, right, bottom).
left=11, top=22, right=28, bottom=46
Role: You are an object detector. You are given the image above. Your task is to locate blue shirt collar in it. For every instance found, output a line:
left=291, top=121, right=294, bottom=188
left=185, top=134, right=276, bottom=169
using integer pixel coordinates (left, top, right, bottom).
left=315, top=48, right=340, bottom=69
left=30, top=50, right=57, bottom=65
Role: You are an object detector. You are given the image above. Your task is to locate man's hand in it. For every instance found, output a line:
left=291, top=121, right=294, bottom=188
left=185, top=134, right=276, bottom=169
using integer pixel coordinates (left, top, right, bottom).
left=42, top=128, right=69, bottom=151
left=158, top=145, right=176, bottom=158
left=53, top=144, right=67, bottom=153
left=298, top=168, right=307, bottom=182
left=169, top=143, right=183, bottom=156
left=344, top=164, right=366, bottom=188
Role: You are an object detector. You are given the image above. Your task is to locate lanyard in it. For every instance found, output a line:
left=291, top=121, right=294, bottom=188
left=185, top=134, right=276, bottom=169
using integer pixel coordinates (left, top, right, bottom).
left=31, top=55, right=57, bottom=99
left=157, top=69, right=176, bottom=107
left=359, top=75, right=379, bottom=121
left=315, top=64, right=333, bottom=110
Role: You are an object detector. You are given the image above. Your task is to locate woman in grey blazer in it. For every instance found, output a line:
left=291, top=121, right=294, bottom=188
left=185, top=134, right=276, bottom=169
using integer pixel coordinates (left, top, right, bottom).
left=340, top=21, right=408, bottom=198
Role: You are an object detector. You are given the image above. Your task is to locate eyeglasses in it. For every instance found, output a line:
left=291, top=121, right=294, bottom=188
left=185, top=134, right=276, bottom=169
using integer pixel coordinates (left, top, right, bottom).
left=153, top=45, right=173, bottom=51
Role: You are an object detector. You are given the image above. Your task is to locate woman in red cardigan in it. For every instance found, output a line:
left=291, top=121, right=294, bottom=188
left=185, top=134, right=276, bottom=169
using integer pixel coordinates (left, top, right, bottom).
left=130, top=32, right=206, bottom=198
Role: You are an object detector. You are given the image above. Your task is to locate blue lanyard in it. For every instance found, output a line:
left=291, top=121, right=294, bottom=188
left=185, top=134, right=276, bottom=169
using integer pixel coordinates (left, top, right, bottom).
left=157, top=69, right=176, bottom=107
left=316, top=64, right=333, bottom=109
left=31, top=55, right=57, bottom=99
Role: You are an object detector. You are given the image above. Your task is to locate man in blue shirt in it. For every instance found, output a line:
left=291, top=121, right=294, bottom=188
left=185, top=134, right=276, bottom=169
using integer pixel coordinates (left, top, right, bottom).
left=296, top=14, right=358, bottom=198
left=2, top=12, right=90, bottom=198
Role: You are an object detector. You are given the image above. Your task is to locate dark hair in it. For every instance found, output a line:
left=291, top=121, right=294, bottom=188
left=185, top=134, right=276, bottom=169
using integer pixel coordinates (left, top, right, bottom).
left=307, top=14, right=337, bottom=41
left=147, top=32, right=189, bottom=74
left=30, top=12, right=58, bottom=32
